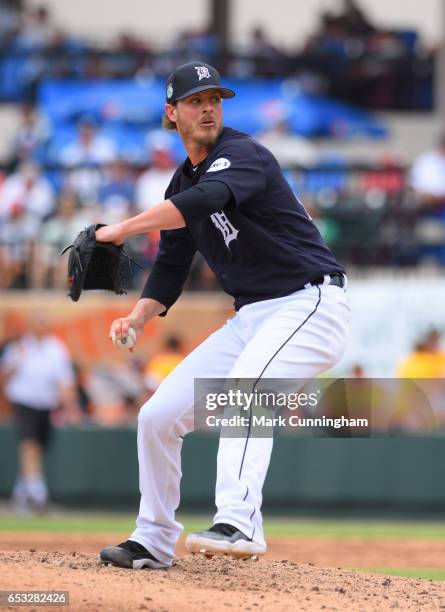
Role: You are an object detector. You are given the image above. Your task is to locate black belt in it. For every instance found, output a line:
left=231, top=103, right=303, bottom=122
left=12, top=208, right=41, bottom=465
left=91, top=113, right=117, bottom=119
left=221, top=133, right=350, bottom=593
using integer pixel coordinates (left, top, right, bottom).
left=309, top=273, right=346, bottom=288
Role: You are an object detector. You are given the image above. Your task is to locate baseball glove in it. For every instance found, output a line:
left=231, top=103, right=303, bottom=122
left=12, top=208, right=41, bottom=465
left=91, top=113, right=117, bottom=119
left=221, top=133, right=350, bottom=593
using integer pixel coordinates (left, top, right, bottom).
left=60, top=223, right=143, bottom=302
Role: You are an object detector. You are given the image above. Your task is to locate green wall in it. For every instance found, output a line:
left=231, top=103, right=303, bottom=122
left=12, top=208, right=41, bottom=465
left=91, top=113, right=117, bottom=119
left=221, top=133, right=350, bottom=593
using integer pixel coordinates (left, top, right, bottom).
left=0, top=425, right=442, bottom=512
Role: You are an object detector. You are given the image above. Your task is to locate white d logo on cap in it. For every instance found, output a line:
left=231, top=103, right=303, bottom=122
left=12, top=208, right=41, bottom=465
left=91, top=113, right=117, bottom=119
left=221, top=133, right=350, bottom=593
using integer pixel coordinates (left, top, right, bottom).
left=195, top=66, right=211, bottom=81
left=167, top=83, right=173, bottom=99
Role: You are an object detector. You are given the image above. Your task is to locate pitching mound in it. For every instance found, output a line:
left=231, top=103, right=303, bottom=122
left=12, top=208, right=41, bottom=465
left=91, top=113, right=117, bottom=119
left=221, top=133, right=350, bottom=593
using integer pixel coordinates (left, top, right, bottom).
left=1, top=549, right=444, bottom=611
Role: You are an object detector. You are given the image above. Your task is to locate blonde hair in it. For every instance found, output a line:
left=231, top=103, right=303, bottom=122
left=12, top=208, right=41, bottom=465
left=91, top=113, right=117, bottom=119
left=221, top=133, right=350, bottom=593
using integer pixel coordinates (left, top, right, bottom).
left=162, top=112, right=177, bottom=131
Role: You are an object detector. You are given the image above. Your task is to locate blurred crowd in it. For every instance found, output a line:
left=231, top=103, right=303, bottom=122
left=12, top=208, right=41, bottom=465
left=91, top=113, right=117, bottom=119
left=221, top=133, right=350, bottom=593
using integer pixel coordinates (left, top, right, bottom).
left=2, top=103, right=445, bottom=290
left=2, top=312, right=444, bottom=513
left=0, top=111, right=222, bottom=290
left=0, top=0, right=434, bottom=110
left=0, top=310, right=186, bottom=512
left=339, top=329, right=445, bottom=436
left=0, top=311, right=185, bottom=426
left=1, top=312, right=444, bottom=435
left=0, top=0, right=441, bottom=289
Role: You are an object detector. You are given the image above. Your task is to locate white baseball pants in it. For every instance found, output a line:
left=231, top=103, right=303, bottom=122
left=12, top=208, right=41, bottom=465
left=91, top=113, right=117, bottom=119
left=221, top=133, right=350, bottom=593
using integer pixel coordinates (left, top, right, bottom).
left=130, top=283, right=351, bottom=565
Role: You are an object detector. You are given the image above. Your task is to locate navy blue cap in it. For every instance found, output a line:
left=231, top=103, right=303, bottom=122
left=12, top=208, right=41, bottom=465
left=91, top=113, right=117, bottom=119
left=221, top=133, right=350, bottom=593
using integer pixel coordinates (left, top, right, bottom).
left=166, top=62, right=235, bottom=103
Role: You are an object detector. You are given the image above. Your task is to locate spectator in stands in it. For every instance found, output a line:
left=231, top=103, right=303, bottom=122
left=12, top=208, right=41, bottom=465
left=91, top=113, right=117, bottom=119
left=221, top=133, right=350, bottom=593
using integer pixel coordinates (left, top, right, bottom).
left=14, top=4, right=59, bottom=50
left=32, top=190, right=91, bottom=288
left=9, top=103, right=49, bottom=164
left=257, top=119, right=318, bottom=166
left=46, top=361, right=92, bottom=425
left=0, top=310, right=81, bottom=514
left=134, top=135, right=177, bottom=270
left=397, top=330, right=445, bottom=378
left=248, top=26, right=285, bottom=76
left=114, top=31, right=152, bottom=55
left=0, top=160, right=54, bottom=288
left=145, top=336, right=185, bottom=392
left=336, top=0, right=376, bottom=36
left=368, top=30, right=407, bottom=59
left=87, top=361, right=146, bottom=426
left=136, top=135, right=176, bottom=212
left=305, top=1, right=375, bottom=55
left=60, top=114, right=115, bottom=167
left=174, top=26, right=219, bottom=65
left=60, top=114, right=115, bottom=205
left=97, top=156, right=147, bottom=288
left=301, top=3, right=420, bottom=109
left=410, top=132, right=445, bottom=263
left=98, top=157, right=136, bottom=224
left=0, top=0, right=23, bottom=49
left=231, top=26, right=287, bottom=78
left=304, top=12, right=349, bottom=57
left=390, top=359, right=441, bottom=434
left=0, top=198, right=40, bottom=288
left=111, top=32, right=152, bottom=78
left=70, top=362, right=91, bottom=419
left=351, top=364, right=365, bottom=377
left=411, top=133, right=445, bottom=202
left=0, top=311, right=23, bottom=420
left=0, top=160, right=54, bottom=222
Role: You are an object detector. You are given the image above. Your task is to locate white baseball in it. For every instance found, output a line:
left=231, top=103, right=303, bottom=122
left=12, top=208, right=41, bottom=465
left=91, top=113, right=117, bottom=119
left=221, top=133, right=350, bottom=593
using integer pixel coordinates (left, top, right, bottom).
left=112, top=326, right=137, bottom=350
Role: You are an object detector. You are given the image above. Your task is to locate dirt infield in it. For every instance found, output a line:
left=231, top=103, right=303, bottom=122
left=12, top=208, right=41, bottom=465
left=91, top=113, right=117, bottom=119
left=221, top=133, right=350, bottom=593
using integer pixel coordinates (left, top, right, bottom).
left=1, top=533, right=445, bottom=611
left=2, top=532, right=445, bottom=569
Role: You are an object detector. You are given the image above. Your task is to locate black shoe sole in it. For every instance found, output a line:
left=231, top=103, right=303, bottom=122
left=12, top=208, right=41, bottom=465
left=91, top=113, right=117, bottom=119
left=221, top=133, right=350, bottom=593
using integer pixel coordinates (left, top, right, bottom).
left=99, top=546, right=168, bottom=570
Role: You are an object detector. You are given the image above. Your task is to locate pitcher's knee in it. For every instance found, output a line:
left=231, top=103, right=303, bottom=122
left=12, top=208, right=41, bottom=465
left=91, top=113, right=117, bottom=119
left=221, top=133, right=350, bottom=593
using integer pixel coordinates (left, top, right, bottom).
left=138, top=397, right=181, bottom=439
left=138, top=398, right=165, bottom=429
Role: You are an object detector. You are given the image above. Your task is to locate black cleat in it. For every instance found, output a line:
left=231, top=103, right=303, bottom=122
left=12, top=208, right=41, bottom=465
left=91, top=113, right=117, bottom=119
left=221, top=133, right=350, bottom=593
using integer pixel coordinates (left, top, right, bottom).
left=185, top=523, right=266, bottom=559
left=99, top=539, right=168, bottom=569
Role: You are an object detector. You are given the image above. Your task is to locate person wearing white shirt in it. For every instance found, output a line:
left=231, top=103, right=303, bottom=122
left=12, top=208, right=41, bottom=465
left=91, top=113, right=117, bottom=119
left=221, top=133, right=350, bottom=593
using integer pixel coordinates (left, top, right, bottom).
left=410, top=133, right=445, bottom=263
left=60, top=116, right=116, bottom=205
left=135, top=146, right=176, bottom=212
left=32, top=190, right=92, bottom=288
left=411, top=136, right=445, bottom=200
left=0, top=161, right=55, bottom=221
left=0, top=311, right=80, bottom=513
left=0, top=161, right=55, bottom=288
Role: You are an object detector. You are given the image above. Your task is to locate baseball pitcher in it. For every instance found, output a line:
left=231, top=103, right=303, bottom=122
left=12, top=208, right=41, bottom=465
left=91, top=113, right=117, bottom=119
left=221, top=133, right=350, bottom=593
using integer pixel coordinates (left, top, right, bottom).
left=97, top=62, right=351, bottom=569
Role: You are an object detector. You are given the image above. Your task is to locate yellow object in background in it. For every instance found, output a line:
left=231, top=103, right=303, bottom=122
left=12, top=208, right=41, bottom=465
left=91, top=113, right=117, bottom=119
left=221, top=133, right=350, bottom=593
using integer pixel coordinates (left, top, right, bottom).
left=397, top=352, right=445, bottom=378
left=145, top=335, right=184, bottom=389
left=397, top=330, right=445, bottom=378
left=148, top=353, right=183, bottom=384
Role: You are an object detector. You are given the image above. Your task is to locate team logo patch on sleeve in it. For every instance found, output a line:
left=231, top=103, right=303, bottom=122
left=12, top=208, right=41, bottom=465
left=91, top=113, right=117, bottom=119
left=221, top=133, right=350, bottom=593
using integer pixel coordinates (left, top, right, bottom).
left=207, top=158, right=231, bottom=172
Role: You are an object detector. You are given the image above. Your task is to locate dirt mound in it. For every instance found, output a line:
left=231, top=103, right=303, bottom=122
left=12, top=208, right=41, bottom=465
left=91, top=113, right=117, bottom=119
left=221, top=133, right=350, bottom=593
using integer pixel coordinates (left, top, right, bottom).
left=1, top=549, right=444, bottom=611
left=2, top=533, right=445, bottom=569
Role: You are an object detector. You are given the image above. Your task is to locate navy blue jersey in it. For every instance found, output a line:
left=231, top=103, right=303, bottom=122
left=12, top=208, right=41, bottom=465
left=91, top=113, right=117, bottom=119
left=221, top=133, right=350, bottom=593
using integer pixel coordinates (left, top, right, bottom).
left=142, top=128, right=344, bottom=312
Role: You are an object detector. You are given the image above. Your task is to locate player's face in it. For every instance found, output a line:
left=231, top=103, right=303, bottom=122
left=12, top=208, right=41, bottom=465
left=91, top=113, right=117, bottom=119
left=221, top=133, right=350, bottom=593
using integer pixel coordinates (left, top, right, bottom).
left=168, top=89, right=223, bottom=148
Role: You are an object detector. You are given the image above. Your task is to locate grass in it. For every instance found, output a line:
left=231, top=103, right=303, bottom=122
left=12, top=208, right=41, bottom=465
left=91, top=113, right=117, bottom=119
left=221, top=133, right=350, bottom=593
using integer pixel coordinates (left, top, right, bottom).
left=1, top=513, right=445, bottom=540
left=353, top=568, right=445, bottom=581
left=2, top=513, right=444, bottom=581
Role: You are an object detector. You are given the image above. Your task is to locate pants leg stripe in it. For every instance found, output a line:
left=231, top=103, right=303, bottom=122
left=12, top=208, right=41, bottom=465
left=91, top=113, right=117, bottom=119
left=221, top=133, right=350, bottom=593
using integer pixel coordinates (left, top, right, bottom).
left=236, top=286, right=322, bottom=538
left=249, top=507, right=257, bottom=541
